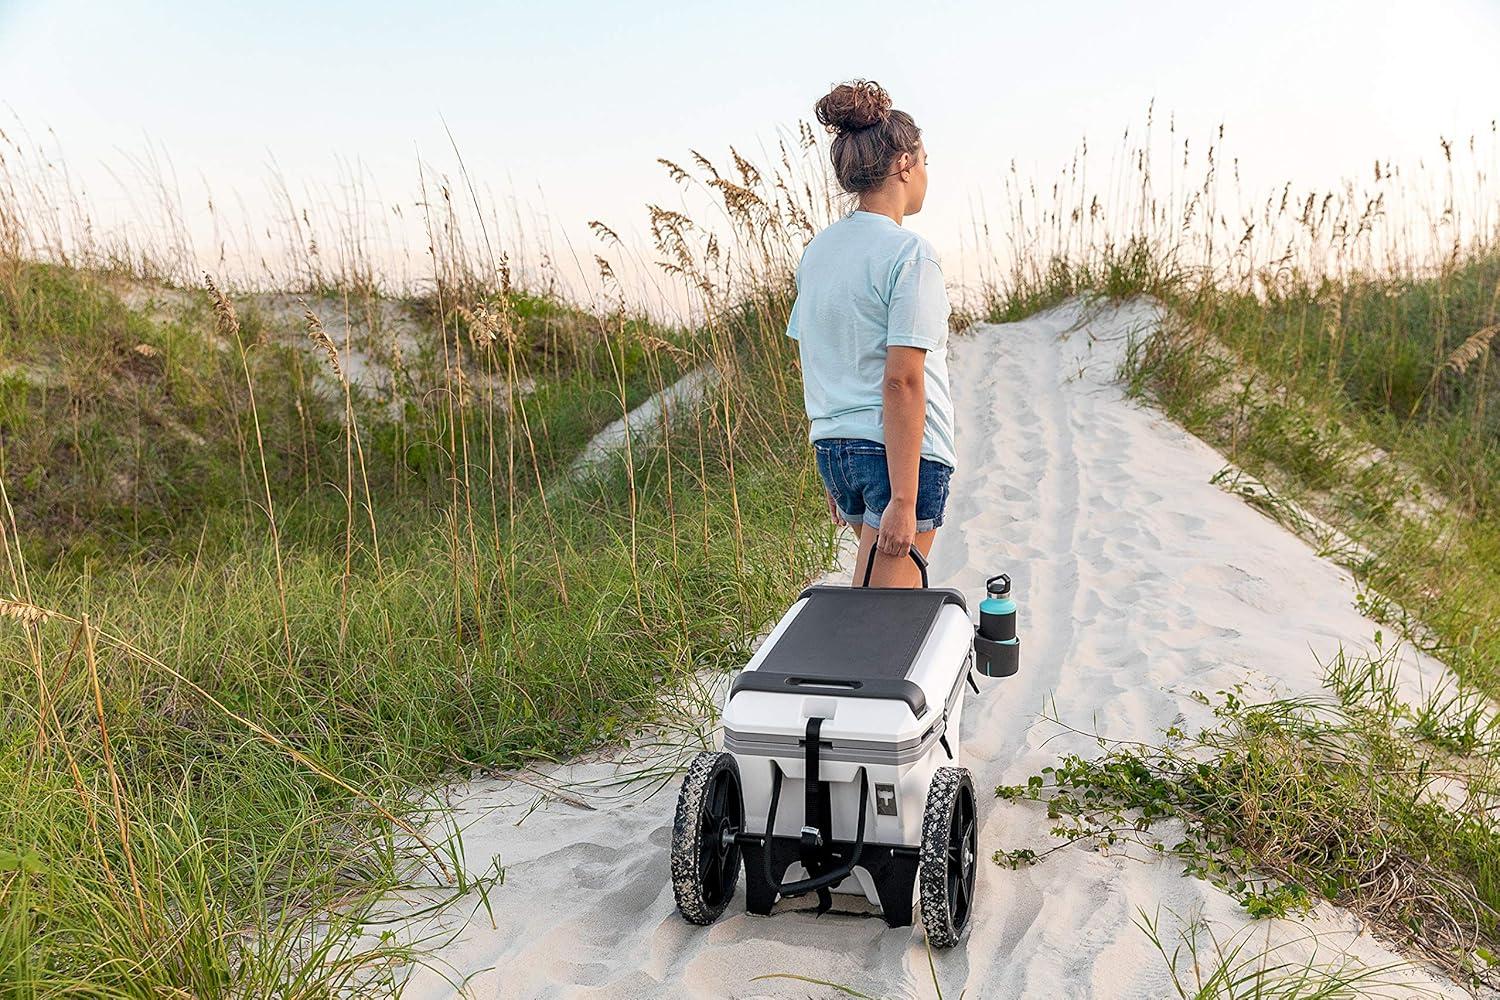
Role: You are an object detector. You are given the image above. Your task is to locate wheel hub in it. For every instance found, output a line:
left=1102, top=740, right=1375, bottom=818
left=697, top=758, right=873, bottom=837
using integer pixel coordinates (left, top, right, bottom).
left=716, top=816, right=735, bottom=854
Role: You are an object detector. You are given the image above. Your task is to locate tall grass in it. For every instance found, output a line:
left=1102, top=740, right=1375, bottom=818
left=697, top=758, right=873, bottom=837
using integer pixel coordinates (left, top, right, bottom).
left=0, top=119, right=839, bottom=993
left=1135, top=907, right=1445, bottom=999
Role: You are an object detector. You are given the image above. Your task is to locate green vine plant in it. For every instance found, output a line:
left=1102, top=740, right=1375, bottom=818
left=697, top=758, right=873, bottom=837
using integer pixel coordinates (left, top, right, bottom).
left=994, top=646, right=1500, bottom=988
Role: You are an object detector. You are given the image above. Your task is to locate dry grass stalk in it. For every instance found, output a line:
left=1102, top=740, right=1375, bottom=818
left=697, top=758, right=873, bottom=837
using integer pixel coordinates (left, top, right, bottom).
left=205, top=273, right=247, bottom=345
left=205, top=272, right=294, bottom=669
left=45, top=623, right=132, bottom=908
left=1444, top=324, right=1498, bottom=374
left=0, top=597, right=53, bottom=625
left=456, top=299, right=516, bottom=350
left=641, top=333, right=695, bottom=365
left=306, top=300, right=358, bottom=653
left=330, top=301, right=384, bottom=582
left=303, top=306, right=346, bottom=381
left=587, top=220, right=622, bottom=247
left=83, top=617, right=151, bottom=933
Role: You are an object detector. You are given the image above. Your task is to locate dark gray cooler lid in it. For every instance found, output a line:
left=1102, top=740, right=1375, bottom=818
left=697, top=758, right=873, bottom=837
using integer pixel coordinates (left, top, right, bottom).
left=728, top=586, right=966, bottom=715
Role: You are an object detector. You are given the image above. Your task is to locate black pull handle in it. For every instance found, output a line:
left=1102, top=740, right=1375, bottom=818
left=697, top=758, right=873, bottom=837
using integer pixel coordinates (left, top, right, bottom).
left=860, top=543, right=929, bottom=588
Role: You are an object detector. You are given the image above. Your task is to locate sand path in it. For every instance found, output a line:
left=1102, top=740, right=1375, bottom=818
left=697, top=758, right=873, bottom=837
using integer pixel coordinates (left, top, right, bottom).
left=392, top=298, right=1464, bottom=999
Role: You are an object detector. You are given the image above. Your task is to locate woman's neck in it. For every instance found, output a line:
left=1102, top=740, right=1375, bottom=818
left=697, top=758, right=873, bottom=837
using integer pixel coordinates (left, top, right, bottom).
left=856, top=190, right=904, bottom=225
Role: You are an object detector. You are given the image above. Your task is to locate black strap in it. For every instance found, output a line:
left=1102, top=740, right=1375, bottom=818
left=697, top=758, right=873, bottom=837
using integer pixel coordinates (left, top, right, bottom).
left=799, top=717, right=833, bottom=913
left=760, top=765, right=872, bottom=902
left=860, top=543, right=930, bottom=588
left=762, top=765, right=784, bottom=892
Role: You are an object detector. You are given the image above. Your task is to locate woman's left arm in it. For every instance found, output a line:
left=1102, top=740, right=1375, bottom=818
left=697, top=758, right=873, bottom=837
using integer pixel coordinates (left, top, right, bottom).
left=878, top=345, right=927, bottom=556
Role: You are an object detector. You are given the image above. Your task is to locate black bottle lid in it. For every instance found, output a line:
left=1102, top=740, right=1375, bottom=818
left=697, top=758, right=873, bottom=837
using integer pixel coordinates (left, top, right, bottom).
left=986, top=573, right=1011, bottom=598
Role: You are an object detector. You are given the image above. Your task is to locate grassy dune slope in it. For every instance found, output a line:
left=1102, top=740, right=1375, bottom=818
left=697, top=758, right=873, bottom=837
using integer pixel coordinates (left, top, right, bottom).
left=0, top=142, right=838, bottom=995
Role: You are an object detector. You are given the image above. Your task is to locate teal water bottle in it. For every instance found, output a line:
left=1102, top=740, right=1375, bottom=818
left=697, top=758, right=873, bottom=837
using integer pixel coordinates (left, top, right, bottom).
left=975, top=573, right=1020, bottom=677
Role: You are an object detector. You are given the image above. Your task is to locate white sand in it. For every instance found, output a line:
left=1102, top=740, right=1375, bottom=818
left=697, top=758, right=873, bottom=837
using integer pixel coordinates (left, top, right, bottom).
left=569, top=366, right=722, bottom=477
left=387, top=298, right=1467, bottom=999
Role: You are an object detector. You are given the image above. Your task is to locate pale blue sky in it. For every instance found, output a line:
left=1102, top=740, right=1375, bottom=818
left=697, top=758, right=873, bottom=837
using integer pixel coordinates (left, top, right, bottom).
left=3, top=0, right=1498, bottom=297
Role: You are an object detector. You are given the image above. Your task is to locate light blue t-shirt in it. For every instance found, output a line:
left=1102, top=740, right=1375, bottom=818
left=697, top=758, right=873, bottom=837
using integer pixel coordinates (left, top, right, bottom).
left=786, top=210, right=956, bottom=469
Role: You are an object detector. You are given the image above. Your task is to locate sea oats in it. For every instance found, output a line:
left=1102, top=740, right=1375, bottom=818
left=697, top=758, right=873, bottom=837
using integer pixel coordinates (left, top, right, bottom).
left=688, top=149, right=718, bottom=178
left=0, top=598, right=53, bottom=625
left=1444, top=325, right=1498, bottom=375
left=303, top=307, right=345, bottom=382
left=588, top=220, right=622, bottom=247
left=204, top=273, right=240, bottom=341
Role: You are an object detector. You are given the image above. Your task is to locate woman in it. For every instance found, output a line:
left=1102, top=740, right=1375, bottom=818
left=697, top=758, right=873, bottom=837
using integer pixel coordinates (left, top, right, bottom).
left=787, top=80, right=955, bottom=588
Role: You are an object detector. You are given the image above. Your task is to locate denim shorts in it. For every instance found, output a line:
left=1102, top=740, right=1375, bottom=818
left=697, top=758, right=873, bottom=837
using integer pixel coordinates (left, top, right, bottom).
left=814, top=437, right=954, bottom=533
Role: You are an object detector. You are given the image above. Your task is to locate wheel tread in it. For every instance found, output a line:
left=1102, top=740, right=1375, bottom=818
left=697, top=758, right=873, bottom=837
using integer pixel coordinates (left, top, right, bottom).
left=671, top=751, right=741, bottom=925
left=919, top=765, right=975, bottom=948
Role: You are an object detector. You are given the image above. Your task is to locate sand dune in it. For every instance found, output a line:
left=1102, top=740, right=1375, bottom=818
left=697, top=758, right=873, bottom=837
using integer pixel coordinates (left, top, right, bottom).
left=389, top=298, right=1464, bottom=999
left=568, top=365, right=721, bottom=476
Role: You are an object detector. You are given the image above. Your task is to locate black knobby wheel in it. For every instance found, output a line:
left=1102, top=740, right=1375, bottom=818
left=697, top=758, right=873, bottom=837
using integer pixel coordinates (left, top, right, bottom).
left=671, top=751, right=744, bottom=925
left=918, top=766, right=977, bottom=948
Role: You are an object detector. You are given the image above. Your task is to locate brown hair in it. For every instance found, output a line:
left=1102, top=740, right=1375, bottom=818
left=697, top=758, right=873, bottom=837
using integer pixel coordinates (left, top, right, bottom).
left=814, top=80, right=922, bottom=194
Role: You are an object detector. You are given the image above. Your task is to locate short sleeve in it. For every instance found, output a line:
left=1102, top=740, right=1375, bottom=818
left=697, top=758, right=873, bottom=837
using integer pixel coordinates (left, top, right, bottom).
left=886, top=256, right=949, bottom=350
left=786, top=294, right=801, bottom=341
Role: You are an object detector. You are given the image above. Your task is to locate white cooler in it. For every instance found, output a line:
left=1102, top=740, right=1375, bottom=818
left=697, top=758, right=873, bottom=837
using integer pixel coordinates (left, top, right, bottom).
left=671, top=547, right=1014, bottom=946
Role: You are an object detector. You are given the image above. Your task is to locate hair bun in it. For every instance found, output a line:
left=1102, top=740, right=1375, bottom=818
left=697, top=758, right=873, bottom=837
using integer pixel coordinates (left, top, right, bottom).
left=814, top=80, right=892, bottom=134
